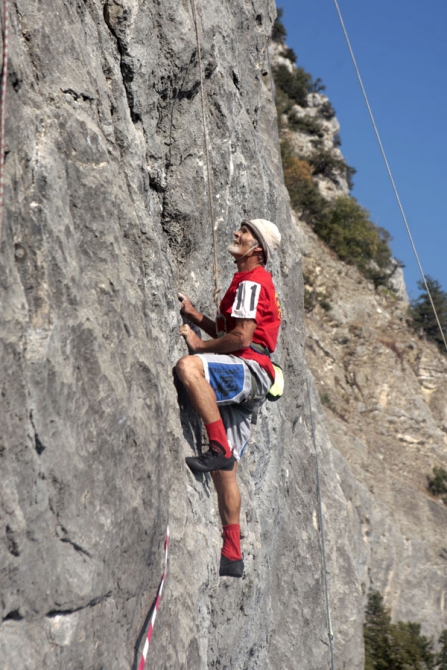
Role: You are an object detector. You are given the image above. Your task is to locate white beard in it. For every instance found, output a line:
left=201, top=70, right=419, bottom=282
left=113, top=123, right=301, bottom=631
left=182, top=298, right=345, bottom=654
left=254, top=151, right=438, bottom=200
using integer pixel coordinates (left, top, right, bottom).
left=227, top=242, right=241, bottom=255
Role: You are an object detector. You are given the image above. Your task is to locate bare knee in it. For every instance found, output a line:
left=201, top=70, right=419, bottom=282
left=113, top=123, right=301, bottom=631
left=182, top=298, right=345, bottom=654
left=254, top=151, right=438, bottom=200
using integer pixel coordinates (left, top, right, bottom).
left=176, top=355, right=204, bottom=385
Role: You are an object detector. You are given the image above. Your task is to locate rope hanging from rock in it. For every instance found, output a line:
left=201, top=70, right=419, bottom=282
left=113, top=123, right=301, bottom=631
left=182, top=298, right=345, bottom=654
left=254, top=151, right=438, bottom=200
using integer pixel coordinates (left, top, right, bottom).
left=306, top=377, right=336, bottom=670
left=332, top=0, right=447, bottom=352
left=0, top=0, right=9, bottom=252
left=190, top=0, right=221, bottom=311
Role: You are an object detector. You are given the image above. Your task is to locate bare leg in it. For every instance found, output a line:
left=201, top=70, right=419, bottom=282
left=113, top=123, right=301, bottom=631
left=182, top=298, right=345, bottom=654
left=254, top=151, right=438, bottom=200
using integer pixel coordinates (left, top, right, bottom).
left=213, top=466, right=243, bottom=571
left=211, top=464, right=240, bottom=525
left=176, top=355, right=220, bottom=424
left=176, top=355, right=241, bottom=527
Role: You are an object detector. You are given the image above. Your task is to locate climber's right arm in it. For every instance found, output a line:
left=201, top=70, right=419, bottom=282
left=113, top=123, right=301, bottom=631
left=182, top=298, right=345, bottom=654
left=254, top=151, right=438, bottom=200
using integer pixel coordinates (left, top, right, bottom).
left=178, top=293, right=217, bottom=339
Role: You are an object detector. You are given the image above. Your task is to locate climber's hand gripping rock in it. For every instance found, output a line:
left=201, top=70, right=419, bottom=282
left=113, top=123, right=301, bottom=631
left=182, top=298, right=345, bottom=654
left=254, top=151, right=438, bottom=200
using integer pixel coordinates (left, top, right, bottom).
left=178, top=292, right=197, bottom=319
left=179, top=323, right=203, bottom=353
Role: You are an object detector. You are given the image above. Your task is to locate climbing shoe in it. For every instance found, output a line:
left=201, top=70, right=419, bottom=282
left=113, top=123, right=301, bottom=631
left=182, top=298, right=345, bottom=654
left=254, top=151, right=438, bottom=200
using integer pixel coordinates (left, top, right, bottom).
left=219, top=555, right=244, bottom=578
left=185, top=448, right=235, bottom=473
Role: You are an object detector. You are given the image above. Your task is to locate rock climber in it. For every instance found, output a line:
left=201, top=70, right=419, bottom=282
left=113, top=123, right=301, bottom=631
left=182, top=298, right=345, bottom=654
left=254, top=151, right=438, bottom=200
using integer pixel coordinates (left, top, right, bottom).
left=176, top=218, right=281, bottom=578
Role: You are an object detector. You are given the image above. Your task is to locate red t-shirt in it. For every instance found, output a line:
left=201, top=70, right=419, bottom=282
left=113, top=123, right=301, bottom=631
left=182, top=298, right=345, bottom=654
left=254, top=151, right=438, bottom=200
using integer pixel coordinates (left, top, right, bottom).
left=216, top=266, right=281, bottom=380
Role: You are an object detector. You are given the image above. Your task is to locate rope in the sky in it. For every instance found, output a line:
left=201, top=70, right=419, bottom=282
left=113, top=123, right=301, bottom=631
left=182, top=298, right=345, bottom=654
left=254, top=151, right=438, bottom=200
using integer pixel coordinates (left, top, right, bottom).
left=190, top=0, right=221, bottom=311
left=306, top=377, right=336, bottom=670
left=332, top=0, right=447, bottom=352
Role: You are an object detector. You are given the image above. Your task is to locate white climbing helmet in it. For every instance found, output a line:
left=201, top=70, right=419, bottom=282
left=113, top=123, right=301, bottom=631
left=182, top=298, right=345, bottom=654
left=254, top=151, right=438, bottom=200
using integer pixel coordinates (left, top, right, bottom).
left=243, top=219, right=281, bottom=264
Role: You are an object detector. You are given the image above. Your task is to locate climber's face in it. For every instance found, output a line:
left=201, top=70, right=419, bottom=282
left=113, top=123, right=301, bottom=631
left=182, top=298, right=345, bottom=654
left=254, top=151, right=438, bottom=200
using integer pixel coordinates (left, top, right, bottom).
left=227, top=224, right=261, bottom=259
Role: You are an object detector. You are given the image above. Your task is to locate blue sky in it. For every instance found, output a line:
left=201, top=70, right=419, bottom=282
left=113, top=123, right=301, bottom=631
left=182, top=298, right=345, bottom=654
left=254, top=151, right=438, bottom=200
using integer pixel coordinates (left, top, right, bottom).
left=277, top=0, right=447, bottom=299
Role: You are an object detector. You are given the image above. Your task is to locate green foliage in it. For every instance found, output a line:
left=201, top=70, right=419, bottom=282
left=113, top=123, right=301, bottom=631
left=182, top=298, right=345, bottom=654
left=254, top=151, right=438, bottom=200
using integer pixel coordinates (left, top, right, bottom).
left=320, top=100, right=336, bottom=119
left=273, top=64, right=313, bottom=107
left=272, top=7, right=287, bottom=43
left=311, top=77, right=326, bottom=93
left=314, top=196, right=392, bottom=276
left=287, top=113, right=324, bottom=136
left=319, top=296, right=332, bottom=311
left=364, top=591, right=393, bottom=670
left=409, top=277, right=447, bottom=352
left=361, top=231, right=396, bottom=289
left=364, top=591, right=437, bottom=670
left=281, top=144, right=329, bottom=228
left=275, top=88, right=295, bottom=118
left=427, top=466, right=447, bottom=503
left=391, top=622, right=436, bottom=670
left=307, top=148, right=356, bottom=190
left=281, top=145, right=394, bottom=283
left=319, top=392, right=334, bottom=408
left=283, top=47, right=297, bottom=63
left=438, top=630, right=447, bottom=669
left=271, top=6, right=395, bottom=290
left=333, top=132, right=342, bottom=148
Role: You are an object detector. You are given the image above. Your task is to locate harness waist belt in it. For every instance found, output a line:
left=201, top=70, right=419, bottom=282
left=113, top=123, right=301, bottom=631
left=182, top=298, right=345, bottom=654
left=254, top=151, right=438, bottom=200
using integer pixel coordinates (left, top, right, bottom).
left=249, top=343, right=271, bottom=358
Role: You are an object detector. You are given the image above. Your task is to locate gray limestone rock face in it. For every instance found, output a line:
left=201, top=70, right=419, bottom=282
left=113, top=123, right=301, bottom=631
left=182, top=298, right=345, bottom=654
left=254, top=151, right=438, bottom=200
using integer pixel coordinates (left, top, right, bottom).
left=1, top=2, right=365, bottom=669
left=300, top=215, right=447, bottom=642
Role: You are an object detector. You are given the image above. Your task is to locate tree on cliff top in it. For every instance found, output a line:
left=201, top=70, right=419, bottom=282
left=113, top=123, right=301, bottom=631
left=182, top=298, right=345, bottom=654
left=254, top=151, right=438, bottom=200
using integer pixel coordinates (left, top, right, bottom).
left=409, top=276, right=447, bottom=352
left=272, top=7, right=287, bottom=43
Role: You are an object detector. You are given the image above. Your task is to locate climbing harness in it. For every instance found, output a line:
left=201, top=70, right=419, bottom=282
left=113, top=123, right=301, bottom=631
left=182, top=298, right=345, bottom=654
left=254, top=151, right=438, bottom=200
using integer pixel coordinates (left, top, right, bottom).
left=249, top=342, right=270, bottom=357
left=190, top=0, right=221, bottom=311
left=247, top=362, right=283, bottom=426
left=332, top=0, right=447, bottom=352
left=249, top=343, right=284, bottom=402
left=137, top=526, right=170, bottom=670
left=306, top=377, right=336, bottom=670
left=0, top=0, right=9, bottom=251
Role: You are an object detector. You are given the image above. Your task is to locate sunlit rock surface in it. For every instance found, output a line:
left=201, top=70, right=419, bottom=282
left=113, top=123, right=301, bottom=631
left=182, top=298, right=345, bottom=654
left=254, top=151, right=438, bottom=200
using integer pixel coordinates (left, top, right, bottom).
left=0, top=2, right=363, bottom=668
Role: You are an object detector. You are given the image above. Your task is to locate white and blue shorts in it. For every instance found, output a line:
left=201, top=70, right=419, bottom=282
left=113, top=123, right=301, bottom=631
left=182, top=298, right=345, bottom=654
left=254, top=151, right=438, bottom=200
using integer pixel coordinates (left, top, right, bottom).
left=195, top=353, right=272, bottom=460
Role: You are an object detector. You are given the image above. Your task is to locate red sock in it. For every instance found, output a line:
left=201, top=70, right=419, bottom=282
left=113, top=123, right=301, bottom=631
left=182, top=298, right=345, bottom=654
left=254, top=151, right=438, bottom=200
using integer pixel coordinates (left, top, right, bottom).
left=222, top=524, right=242, bottom=561
left=205, top=419, right=232, bottom=458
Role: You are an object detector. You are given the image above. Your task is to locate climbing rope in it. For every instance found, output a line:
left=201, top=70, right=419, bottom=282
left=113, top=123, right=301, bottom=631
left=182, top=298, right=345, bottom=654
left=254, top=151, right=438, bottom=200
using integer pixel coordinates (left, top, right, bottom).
left=0, top=0, right=9, bottom=252
left=306, top=376, right=336, bottom=670
left=137, top=526, right=170, bottom=670
left=332, top=0, right=447, bottom=352
left=190, top=0, right=221, bottom=311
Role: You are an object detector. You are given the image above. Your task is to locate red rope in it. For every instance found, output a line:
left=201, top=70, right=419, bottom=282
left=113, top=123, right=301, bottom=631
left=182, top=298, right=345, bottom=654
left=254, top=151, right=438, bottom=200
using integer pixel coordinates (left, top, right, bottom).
left=0, top=0, right=9, bottom=251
